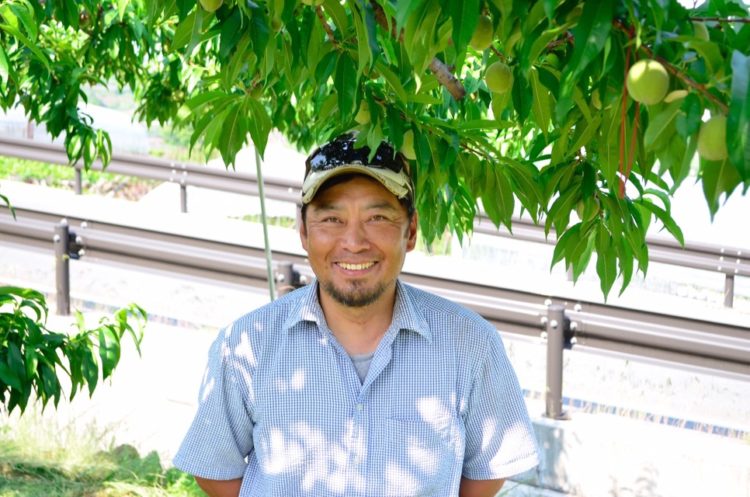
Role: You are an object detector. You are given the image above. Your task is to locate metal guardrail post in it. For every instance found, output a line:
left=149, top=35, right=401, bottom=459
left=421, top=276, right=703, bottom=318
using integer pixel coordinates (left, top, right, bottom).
left=276, top=262, right=303, bottom=297
left=545, top=304, right=569, bottom=420
left=54, top=221, right=71, bottom=316
left=725, top=274, right=735, bottom=308
left=180, top=183, right=188, bottom=213
left=74, top=167, right=82, bottom=195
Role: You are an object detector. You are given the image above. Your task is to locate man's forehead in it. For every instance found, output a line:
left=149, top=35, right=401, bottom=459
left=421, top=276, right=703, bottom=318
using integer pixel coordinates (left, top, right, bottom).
left=310, top=174, right=400, bottom=203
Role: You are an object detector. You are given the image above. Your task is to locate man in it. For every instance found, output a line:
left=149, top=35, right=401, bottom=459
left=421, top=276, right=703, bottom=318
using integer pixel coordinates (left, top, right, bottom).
left=174, top=133, right=540, bottom=497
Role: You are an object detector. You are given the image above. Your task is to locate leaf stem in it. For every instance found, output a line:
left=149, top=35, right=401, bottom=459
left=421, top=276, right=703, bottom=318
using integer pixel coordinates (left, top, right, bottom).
left=688, top=16, right=750, bottom=23
left=315, top=6, right=336, bottom=44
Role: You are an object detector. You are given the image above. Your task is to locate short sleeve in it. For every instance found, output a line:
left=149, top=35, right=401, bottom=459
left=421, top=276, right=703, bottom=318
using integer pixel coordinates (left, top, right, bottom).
left=173, top=327, right=254, bottom=480
left=462, top=329, right=539, bottom=480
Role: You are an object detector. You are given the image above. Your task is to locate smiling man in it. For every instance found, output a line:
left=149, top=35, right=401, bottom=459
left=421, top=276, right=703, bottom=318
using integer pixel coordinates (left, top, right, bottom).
left=173, top=134, right=540, bottom=497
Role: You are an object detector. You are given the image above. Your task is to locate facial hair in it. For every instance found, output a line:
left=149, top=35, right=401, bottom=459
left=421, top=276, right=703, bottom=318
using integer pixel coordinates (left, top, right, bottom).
left=320, top=278, right=389, bottom=308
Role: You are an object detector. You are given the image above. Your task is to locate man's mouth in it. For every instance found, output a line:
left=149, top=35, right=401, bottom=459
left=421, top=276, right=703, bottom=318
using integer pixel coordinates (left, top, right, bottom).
left=337, top=262, right=376, bottom=271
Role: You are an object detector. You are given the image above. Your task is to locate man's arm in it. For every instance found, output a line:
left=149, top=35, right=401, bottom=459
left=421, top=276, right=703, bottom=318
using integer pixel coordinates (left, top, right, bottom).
left=194, top=476, right=242, bottom=497
left=458, top=477, right=505, bottom=497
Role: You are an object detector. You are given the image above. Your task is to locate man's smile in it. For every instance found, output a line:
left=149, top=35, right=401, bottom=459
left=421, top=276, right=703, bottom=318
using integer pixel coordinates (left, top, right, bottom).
left=336, top=261, right=376, bottom=271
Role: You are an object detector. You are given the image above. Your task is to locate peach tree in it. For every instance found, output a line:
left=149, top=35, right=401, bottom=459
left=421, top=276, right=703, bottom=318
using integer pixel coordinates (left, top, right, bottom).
left=1, top=0, right=748, bottom=300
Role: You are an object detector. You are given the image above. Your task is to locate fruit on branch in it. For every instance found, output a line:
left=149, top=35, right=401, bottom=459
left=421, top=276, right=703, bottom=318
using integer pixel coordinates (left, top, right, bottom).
left=626, top=59, right=669, bottom=105
left=663, top=89, right=688, bottom=103
left=470, top=15, right=494, bottom=51
left=485, top=61, right=513, bottom=94
left=301, top=0, right=324, bottom=5
left=401, top=130, right=416, bottom=160
left=199, top=0, right=223, bottom=13
left=354, top=104, right=371, bottom=124
left=692, top=21, right=709, bottom=41
left=697, top=115, right=728, bottom=161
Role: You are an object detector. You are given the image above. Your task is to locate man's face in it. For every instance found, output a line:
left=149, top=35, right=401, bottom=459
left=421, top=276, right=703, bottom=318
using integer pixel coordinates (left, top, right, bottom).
left=300, top=175, right=417, bottom=309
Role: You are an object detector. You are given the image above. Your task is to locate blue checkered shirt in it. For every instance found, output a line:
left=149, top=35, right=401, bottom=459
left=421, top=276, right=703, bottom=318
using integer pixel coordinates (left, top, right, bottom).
left=173, top=280, right=539, bottom=496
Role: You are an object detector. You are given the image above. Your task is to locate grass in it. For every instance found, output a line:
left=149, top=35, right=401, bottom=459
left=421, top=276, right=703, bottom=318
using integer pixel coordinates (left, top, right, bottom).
left=0, top=412, right=203, bottom=497
left=0, top=156, right=157, bottom=200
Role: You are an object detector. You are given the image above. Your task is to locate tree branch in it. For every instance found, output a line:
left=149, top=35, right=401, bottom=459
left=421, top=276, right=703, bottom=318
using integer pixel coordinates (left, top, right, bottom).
left=315, top=6, right=336, bottom=44
left=370, top=2, right=466, bottom=100
left=689, top=16, right=750, bottom=23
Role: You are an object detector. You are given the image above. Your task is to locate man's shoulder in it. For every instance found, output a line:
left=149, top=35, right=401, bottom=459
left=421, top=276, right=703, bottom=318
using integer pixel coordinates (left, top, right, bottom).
left=223, top=285, right=311, bottom=339
left=400, top=282, right=495, bottom=333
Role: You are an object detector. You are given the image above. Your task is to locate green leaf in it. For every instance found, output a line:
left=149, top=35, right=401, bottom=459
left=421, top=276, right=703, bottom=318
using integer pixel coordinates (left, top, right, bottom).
left=172, top=9, right=198, bottom=51
left=219, top=100, right=248, bottom=166
left=482, top=163, right=514, bottom=231
left=670, top=134, right=696, bottom=191
left=350, top=0, right=372, bottom=77
left=555, top=0, right=615, bottom=122
left=551, top=223, right=580, bottom=268
left=81, top=347, right=99, bottom=396
left=8, top=1, right=37, bottom=40
left=728, top=50, right=750, bottom=180
left=0, top=19, right=50, bottom=69
left=640, top=198, right=685, bottom=245
left=595, top=224, right=616, bottom=299
left=699, top=157, right=743, bottom=218
left=545, top=186, right=579, bottom=237
left=616, top=236, right=634, bottom=296
left=325, top=0, right=351, bottom=34
left=448, top=0, right=480, bottom=55
left=117, top=0, right=129, bottom=21
left=374, top=60, right=407, bottom=103
left=529, top=67, right=551, bottom=139
left=644, top=99, right=683, bottom=151
left=247, top=98, right=272, bottom=158
left=0, top=43, right=10, bottom=86
left=335, top=53, right=358, bottom=119
left=98, top=326, right=120, bottom=380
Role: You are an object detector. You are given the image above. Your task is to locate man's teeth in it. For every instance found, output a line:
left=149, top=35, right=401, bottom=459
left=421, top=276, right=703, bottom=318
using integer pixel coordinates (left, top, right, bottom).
left=338, top=262, right=375, bottom=270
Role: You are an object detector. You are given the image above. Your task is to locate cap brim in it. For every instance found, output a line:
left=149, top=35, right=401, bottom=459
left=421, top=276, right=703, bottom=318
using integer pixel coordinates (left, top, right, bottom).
left=301, top=164, right=411, bottom=204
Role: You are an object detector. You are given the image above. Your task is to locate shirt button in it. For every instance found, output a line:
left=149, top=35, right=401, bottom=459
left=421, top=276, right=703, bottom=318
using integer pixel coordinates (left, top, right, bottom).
left=356, top=403, right=364, bottom=411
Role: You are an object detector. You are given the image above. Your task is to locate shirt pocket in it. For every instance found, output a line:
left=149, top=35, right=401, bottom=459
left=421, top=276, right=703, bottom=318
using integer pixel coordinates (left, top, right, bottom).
left=377, top=416, right=457, bottom=497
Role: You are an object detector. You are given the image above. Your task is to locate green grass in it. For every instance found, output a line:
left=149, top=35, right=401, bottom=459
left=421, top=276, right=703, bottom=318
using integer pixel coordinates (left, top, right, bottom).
left=0, top=157, right=157, bottom=199
left=0, top=413, right=203, bottom=497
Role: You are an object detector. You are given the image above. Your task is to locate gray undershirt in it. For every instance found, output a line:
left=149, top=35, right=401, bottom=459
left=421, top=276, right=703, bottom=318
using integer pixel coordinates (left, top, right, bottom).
left=349, top=352, right=375, bottom=384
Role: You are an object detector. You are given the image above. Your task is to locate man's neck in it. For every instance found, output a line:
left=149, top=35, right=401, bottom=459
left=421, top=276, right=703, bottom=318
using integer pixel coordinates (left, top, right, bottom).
left=319, top=287, right=397, bottom=355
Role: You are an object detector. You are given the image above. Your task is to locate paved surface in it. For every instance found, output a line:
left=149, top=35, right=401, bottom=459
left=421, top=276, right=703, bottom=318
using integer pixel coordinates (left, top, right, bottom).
left=2, top=178, right=750, bottom=496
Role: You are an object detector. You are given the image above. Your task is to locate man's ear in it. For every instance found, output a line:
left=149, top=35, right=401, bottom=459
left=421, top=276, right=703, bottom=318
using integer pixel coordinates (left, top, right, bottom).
left=299, top=218, right=309, bottom=252
left=405, top=213, right=418, bottom=252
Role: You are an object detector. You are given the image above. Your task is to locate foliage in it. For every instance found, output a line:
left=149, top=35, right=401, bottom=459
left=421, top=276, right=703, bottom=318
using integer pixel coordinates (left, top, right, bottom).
left=1, top=0, right=749, bottom=297
left=0, top=156, right=152, bottom=193
left=0, top=286, right=146, bottom=414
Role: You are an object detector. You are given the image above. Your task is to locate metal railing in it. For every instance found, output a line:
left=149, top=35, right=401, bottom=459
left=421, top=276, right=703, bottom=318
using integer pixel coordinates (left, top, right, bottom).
left=1, top=135, right=747, bottom=307
left=2, top=204, right=749, bottom=423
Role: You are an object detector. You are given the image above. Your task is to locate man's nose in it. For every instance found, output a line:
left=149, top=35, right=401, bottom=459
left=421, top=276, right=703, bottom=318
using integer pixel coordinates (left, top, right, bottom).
left=341, top=221, right=369, bottom=251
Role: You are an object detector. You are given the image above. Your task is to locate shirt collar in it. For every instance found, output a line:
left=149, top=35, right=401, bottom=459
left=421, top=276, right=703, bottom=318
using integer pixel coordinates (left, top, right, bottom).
left=283, top=280, right=431, bottom=342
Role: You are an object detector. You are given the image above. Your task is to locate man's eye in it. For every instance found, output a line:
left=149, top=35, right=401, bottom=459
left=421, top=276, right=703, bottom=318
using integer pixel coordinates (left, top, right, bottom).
left=322, top=217, right=341, bottom=223
left=370, top=215, right=387, bottom=222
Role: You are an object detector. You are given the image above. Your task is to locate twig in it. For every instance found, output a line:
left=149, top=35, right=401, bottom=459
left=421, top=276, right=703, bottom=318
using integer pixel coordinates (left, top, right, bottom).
left=688, top=16, right=750, bottom=23
left=315, top=6, right=336, bottom=43
left=370, top=2, right=466, bottom=100
left=613, top=20, right=729, bottom=115
left=618, top=41, right=633, bottom=199
left=489, top=45, right=507, bottom=62
left=545, top=31, right=574, bottom=51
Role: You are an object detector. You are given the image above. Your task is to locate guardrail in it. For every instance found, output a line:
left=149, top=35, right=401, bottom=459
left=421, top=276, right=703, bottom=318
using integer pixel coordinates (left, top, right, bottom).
left=2, top=204, right=749, bottom=422
left=1, top=135, right=747, bottom=308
